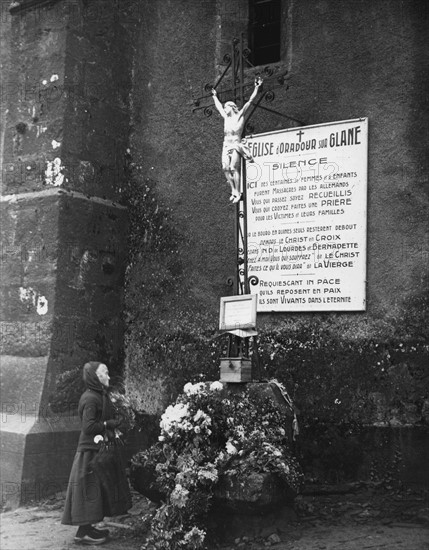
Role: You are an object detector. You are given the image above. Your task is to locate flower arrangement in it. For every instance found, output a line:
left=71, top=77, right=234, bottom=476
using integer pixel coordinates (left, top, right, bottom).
left=93, top=389, right=138, bottom=448
left=132, top=381, right=303, bottom=549
left=110, top=389, right=137, bottom=435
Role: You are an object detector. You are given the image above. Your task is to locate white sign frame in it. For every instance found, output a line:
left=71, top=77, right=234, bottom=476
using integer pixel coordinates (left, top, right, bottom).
left=219, top=294, right=258, bottom=331
left=245, top=118, right=368, bottom=312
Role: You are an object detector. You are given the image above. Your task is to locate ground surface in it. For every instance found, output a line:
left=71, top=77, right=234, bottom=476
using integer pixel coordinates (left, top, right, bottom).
left=1, top=484, right=428, bottom=550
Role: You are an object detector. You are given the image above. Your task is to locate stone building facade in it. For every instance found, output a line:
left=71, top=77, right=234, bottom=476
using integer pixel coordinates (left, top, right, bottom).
left=1, top=0, right=428, bottom=506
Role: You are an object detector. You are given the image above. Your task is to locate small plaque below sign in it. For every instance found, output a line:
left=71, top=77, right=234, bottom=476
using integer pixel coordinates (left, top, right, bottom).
left=220, top=358, right=252, bottom=383
left=219, top=294, right=257, bottom=331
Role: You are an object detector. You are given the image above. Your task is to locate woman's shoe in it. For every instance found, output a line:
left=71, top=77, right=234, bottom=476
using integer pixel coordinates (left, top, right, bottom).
left=74, top=525, right=91, bottom=542
left=74, top=530, right=107, bottom=545
left=75, top=532, right=107, bottom=545
left=91, top=526, right=110, bottom=537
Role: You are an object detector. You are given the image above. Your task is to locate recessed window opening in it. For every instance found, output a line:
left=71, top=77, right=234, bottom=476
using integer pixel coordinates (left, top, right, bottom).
left=249, top=0, right=281, bottom=66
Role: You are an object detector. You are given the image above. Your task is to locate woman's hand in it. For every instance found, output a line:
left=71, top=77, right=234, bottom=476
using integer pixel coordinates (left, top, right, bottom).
left=104, top=418, right=121, bottom=430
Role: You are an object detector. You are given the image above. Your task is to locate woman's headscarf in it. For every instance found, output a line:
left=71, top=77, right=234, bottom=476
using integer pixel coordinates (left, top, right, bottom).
left=83, top=361, right=105, bottom=393
left=82, top=361, right=113, bottom=421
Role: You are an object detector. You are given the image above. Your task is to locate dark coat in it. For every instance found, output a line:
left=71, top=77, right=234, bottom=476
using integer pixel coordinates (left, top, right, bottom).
left=76, top=389, right=107, bottom=452
left=62, top=363, right=131, bottom=526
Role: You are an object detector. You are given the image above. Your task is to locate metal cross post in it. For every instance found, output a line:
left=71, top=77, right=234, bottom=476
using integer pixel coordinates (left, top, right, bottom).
left=192, top=35, right=304, bottom=378
left=229, top=37, right=259, bottom=366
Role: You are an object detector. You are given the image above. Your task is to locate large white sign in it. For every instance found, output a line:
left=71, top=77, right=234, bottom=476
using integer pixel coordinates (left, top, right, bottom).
left=245, top=118, right=368, bottom=312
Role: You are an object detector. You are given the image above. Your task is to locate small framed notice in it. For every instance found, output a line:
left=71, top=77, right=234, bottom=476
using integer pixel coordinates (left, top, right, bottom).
left=219, top=294, right=257, bottom=331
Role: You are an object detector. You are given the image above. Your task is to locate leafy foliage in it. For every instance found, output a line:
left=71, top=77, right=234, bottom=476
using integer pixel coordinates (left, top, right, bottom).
left=131, top=381, right=303, bottom=549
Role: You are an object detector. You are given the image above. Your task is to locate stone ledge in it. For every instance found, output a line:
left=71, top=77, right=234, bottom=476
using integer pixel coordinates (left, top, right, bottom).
left=1, top=187, right=127, bottom=210
left=1, top=417, right=80, bottom=508
left=9, top=0, right=63, bottom=15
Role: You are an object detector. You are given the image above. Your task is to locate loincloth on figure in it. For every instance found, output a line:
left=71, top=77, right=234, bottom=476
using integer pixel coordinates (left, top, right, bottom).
left=222, top=139, right=254, bottom=166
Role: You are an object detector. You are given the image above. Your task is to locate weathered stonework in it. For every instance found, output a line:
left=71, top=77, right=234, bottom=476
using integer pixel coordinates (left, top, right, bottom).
left=124, top=0, right=428, bottom=486
left=125, top=0, right=428, bottom=412
left=0, top=0, right=134, bottom=507
left=1, top=0, right=428, bottom=506
left=214, top=471, right=294, bottom=513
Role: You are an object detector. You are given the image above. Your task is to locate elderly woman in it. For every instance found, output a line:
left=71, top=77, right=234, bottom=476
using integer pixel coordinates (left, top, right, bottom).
left=62, top=361, right=131, bottom=545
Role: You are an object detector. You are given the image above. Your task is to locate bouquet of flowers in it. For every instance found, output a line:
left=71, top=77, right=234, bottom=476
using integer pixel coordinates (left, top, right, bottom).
left=110, top=389, right=137, bottom=435
left=94, top=389, right=138, bottom=448
left=132, top=381, right=303, bottom=550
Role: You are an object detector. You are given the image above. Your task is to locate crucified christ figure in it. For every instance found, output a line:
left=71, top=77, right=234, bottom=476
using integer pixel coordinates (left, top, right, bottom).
left=212, top=77, right=263, bottom=203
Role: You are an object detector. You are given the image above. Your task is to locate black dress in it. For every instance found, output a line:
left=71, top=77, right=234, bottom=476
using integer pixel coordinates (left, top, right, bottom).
left=62, top=386, right=131, bottom=525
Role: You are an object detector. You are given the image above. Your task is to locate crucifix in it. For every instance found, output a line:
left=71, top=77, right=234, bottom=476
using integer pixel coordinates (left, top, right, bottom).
left=192, top=36, right=304, bottom=380
left=192, top=35, right=304, bottom=134
left=193, top=35, right=302, bottom=294
left=211, top=76, right=263, bottom=204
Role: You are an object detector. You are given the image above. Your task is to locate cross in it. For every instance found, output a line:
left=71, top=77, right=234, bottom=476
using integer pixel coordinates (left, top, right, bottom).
left=296, top=130, right=304, bottom=142
left=191, top=36, right=304, bottom=382
left=191, top=35, right=304, bottom=133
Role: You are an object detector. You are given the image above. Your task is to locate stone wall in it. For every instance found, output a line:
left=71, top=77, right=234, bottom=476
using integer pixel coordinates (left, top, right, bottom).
left=125, top=0, right=428, bottom=428
left=1, top=0, right=428, bottom=504
left=0, top=0, right=135, bottom=507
